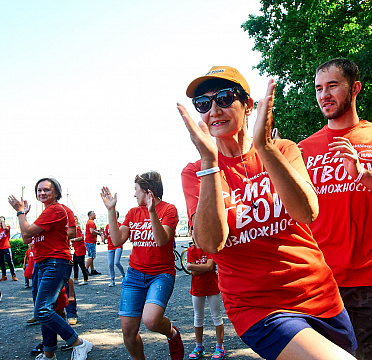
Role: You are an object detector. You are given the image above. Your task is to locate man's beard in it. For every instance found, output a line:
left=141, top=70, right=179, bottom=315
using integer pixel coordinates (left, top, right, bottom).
left=322, top=90, right=352, bottom=120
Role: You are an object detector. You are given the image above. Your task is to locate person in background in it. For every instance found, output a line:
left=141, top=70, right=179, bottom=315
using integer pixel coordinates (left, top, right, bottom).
left=178, top=66, right=357, bottom=360
left=0, top=216, right=18, bottom=281
left=71, top=216, right=89, bottom=285
left=299, top=58, right=372, bottom=360
left=85, top=211, right=101, bottom=276
left=23, top=243, right=34, bottom=288
left=104, top=210, right=125, bottom=287
left=8, top=177, right=92, bottom=360
left=187, top=229, right=225, bottom=359
left=100, top=171, right=184, bottom=360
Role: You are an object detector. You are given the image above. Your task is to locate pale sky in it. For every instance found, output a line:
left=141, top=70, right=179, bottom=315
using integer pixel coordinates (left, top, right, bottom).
left=1, top=0, right=269, bottom=224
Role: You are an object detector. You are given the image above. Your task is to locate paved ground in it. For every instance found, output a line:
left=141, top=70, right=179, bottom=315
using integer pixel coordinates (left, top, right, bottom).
left=0, top=238, right=263, bottom=360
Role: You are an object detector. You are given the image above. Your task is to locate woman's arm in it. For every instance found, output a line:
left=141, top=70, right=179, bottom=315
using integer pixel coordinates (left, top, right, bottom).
left=253, top=80, right=319, bottom=224
left=178, top=104, right=229, bottom=253
left=100, top=187, right=130, bottom=247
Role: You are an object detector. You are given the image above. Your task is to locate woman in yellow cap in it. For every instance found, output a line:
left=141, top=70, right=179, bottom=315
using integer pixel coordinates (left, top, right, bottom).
left=177, top=67, right=357, bottom=360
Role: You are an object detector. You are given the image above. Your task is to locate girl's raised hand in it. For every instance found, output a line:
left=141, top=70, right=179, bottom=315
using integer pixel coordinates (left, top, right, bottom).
left=100, top=186, right=117, bottom=210
left=177, top=103, right=218, bottom=164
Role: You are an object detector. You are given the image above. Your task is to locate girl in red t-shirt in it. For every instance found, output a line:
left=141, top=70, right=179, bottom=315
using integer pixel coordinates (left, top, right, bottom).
left=187, top=233, right=225, bottom=359
left=23, top=243, right=34, bottom=288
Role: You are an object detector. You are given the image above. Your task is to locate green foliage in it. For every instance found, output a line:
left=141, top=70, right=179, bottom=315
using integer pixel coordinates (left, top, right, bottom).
left=10, top=239, right=28, bottom=268
left=242, top=0, right=372, bottom=142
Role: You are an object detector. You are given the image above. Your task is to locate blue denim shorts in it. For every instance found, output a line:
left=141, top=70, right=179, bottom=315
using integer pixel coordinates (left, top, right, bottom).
left=85, top=243, right=96, bottom=259
left=240, top=309, right=357, bottom=360
left=118, top=266, right=175, bottom=317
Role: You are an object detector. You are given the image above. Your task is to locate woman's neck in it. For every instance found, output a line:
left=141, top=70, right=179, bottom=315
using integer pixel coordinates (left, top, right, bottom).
left=216, top=133, right=252, bottom=158
left=43, top=200, right=57, bottom=208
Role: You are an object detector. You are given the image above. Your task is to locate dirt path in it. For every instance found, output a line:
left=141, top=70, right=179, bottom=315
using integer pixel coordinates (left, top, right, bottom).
left=0, top=238, right=263, bottom=360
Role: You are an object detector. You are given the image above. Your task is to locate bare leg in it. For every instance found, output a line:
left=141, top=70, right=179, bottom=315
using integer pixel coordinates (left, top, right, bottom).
left=85, top=258, right=94, bottom=272
left=121, top=316, right=144, bottom=360
left=215, top=324, right=224, bottom=344
left=142, top=303, right=174, bottom=338
left=277, top=327, right=356, bottom=360
left=44, top=351, right=55, bottom=358
left=194, top=326, right=203, bottom=344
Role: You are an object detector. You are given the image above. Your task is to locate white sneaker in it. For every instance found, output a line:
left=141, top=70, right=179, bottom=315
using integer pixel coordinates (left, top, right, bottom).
left=78, top=280, right=88, bottom=286
left=71, top=339, right=93, bottom=360
left=35, top=354, right=57, bottom=360
left=73, top=279, right=79, bottom=284
left=108, top=281, right=115, bottom=287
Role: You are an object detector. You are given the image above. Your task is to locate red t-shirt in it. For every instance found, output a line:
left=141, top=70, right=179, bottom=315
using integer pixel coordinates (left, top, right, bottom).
left=105, top=223, right=122, bottom=250
left=55, top=286, right=68, bottom=311
left=122, top=201, right=178, bottom=276
left=182, top=140, right=344, bottom=336
left=33, top=203, right=70, bottom=263
left=187, top=245, right=219, bottom=296
left=85, top=219, right=97, bottom=244
left=299, top=120, right=372, bottom=287
left=0, top=226, right=10, bottom=250
left=72, top=226, right=86, bottom=257
left=24, top=248, right=35, bottom=279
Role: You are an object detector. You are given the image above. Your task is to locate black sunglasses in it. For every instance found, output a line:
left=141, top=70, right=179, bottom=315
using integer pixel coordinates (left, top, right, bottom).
left=192, top=87, right=243, bottom=113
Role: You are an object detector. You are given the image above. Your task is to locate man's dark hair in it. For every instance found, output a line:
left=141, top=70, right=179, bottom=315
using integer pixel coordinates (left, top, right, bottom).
left=194, top=78, right=249, bottom=104
left=88, top=211, right=94, bottom=217
left=135, top=171, right=163, bottom=200
left=316, top=58, right=360, bottom=87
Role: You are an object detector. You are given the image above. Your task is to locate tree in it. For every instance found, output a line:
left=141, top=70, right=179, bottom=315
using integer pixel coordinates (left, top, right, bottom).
left=242, top=0, right=372, bottom=142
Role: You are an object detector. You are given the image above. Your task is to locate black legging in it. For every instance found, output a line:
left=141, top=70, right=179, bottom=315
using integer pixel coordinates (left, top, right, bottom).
left=73, top=253, right=89, bottom=281
left=0, top=248, right=15, bottom=276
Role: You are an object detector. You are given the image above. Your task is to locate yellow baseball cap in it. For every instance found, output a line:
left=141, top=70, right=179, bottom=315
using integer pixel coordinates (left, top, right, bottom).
left=186, top=66, right=250, bottom=98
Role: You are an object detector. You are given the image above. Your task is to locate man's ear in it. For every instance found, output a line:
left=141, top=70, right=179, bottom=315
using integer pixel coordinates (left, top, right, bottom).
left=352, top=81, right=362, bottom=97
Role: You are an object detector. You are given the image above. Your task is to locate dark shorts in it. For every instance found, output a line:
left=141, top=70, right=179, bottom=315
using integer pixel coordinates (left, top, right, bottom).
left=340, top=286, right=372, bottom=360
left=240, top=309, right=357, bottom=360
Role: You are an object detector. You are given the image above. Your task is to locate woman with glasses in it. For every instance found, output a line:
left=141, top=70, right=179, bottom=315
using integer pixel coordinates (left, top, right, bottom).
left=100, top=171, right=184, bottom=360
left=177, top=66, right=357, bottom=360
left=8, top=177, right=92, bottom=360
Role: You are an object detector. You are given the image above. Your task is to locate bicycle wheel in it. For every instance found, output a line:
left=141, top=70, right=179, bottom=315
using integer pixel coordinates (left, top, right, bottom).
left=174, top=249, right=183, bottom=271
left=181, top=248, right=191, bottom=275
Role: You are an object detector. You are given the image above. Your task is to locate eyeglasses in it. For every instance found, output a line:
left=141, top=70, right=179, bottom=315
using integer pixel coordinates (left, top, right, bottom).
left=192, top=87, right=244, bottom=113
